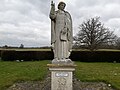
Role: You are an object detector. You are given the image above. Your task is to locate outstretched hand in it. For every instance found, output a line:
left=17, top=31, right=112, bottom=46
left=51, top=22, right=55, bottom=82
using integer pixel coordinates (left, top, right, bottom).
left=51, top=1, right=55, bottom=7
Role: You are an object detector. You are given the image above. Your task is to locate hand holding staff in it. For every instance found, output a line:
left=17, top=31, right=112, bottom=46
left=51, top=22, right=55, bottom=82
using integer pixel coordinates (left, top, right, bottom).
left=50, top=0, right=55, bottom=14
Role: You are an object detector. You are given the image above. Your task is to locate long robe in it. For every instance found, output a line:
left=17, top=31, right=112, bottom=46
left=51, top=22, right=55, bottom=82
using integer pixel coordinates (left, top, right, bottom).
left=50, top=9, right=72, bottom=60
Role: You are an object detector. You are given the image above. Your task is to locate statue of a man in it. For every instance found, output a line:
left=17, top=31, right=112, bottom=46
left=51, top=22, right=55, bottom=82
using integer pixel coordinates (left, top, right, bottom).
left=50, top=1, right=73, bottom=64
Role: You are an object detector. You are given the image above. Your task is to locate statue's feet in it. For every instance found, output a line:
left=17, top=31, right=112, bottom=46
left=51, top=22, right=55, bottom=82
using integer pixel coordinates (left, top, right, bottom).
left=52, top=58, right=74, bottom=65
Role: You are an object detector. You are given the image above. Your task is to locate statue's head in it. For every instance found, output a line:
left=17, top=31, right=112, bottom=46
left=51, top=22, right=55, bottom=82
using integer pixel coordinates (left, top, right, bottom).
left=58, top=2, right=66, bottom=10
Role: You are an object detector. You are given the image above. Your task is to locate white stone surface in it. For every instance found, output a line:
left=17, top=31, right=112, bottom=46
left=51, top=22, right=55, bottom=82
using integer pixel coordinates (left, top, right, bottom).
left=49, top=67, right=75, bottom=90
left=49, top=1, right=75, bottom=89
left=50, top=1, right=73, bottom=63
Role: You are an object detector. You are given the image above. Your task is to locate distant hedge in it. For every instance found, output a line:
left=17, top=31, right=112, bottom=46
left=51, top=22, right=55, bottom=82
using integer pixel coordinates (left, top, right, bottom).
left=70, top=51, right=120, bottom=62
left=1, top=50, right=53, bottom=61
left=1, top=50, right=120, bottom=62
left=0, top=50, right=1, bottom=57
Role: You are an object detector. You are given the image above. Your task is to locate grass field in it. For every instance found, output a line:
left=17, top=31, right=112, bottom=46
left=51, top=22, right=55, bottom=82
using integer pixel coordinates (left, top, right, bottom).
left=75, top=62, right=120, bottom=89
left=0, top=48, right=51, bottom=51
left=0, top=61, right=120, bottom=89
left=0, top=61, right=48, bottom=90
left=0, top=48, right=120, bottom=52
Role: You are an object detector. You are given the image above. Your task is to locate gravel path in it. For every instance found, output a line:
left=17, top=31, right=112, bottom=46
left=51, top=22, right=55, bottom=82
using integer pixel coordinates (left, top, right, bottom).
left=7, top=76, right=116, bottom=90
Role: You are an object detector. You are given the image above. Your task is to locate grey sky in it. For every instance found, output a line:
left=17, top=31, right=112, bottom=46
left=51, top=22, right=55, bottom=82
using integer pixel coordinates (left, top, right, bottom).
left=0, top=0, right=120, bottom=47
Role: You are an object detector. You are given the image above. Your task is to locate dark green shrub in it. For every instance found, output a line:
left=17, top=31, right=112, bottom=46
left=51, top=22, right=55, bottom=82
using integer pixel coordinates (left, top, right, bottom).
left=1, top=50, right=16, bottom=61
left=1, top=50, right=53, bottom=61
left=70, top=51, right=120, bottom=62
left=0, top=50, right=1, bottom=57
left=1, top=50, right=120, bottom=62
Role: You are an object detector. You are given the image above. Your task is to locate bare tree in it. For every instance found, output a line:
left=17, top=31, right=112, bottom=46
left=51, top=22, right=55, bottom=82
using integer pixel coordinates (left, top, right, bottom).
left=115, top=37, right=120, bottom=49
left=74, top=17, right=116, bottom=51
left=19, top=44, right=24, bottom=48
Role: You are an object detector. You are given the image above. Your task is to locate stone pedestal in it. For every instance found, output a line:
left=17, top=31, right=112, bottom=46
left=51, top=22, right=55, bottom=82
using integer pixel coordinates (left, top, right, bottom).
left=47, top=64, right=76, bottom=90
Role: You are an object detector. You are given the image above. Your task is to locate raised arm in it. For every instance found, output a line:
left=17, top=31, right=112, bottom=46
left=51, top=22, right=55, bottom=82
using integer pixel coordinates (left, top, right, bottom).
left=49, top=1, right=56, bottom=20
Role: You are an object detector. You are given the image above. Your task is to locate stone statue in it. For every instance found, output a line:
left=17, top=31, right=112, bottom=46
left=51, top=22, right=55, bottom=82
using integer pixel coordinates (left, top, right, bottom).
left=49, top=1, right=73, bottom=64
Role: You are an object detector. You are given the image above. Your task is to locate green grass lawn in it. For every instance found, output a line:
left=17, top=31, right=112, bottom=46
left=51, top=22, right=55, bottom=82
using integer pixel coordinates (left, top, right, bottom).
left=75, top=62, right=120, bottom=89
left=0, top=61, right=49, bottom=90
left=0, top=61, right=120, bottom=89
left=1, top=48, right=120, bottom=52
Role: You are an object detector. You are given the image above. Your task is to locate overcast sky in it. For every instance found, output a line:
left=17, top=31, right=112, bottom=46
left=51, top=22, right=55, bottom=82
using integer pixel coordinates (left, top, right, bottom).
left=0, top=0, right=120, bottom=47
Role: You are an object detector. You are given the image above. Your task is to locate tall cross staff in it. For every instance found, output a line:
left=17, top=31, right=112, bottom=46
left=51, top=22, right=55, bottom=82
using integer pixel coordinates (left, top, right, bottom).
left=50, top=0, right=65, bottom=44
left=50, top=0, right=55, bottom=47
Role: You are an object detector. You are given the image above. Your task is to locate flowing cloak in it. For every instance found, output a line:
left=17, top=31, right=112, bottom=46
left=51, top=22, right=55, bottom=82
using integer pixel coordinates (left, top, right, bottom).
left=51, top=11, right=73, bottom=50
left=50, top=10, right=73, bottom=51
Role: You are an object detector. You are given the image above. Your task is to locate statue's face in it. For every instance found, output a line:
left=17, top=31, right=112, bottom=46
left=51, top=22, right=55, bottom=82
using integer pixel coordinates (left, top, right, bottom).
left=58, top=3, right=65, bottom=10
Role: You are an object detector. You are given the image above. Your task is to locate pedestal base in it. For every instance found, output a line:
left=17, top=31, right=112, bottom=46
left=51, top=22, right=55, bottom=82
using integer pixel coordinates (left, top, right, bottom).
left=47, top=64, right=76, bottom=90
left=52, top=59, right=74, bottom=65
